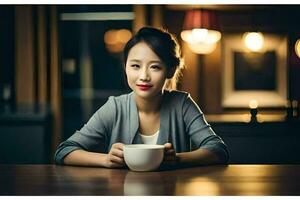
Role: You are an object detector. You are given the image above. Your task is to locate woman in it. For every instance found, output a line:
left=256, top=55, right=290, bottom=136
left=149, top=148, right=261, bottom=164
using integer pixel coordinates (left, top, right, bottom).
left=54, top=27, right=229, bottom=168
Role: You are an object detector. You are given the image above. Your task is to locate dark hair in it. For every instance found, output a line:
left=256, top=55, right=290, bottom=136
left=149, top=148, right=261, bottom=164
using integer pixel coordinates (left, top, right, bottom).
left=123, top=27, right=184, bottom=74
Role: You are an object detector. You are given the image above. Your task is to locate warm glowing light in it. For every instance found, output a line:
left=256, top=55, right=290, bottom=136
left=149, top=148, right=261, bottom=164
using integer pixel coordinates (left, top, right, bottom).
left=295, top=39, right=300, bottom=58
left=104, top=29, right=132, bottom=53
left=249, top=99, right=259, bottom=109
left=229, top=165, right=275, bottom=195
left=181, top=29, right=221, bottom=44
left=191, top=29, right=208, bottom=42
left=181, top=29, right=221, bottom=54
left=187, top=42, right=217, bottom=54
left=242, top=114, right=251, bottom=123
left=104, top=30, right=118, bottom=45
left=175, top=177, right=220, bottom=195
left=116, top=29, right=132, bottom=43
left=243, top=32, right=264, bottom=52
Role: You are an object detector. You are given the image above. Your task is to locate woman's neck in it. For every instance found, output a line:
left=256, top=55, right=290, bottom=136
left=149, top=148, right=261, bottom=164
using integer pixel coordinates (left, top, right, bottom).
left=134, top=92, right=163, bottom=114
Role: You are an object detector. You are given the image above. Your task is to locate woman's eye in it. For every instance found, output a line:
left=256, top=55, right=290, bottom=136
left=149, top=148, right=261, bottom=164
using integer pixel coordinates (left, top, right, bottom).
left=131, top=64, right=139, bottom=68
left=151, top=65, right=160, bottom=70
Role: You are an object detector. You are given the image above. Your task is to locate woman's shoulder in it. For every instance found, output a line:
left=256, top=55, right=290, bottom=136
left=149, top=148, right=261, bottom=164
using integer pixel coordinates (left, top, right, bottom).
left=163, top=90, right=191, bottom=105
left=164, top=89, right=190, bottom=99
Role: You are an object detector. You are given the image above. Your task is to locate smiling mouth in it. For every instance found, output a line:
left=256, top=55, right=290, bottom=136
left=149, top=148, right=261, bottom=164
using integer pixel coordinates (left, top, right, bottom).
left=136, top=84, right=153, bottom=91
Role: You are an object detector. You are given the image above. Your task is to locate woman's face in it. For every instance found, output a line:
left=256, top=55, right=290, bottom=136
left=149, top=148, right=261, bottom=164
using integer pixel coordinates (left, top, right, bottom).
left=125, top=42, right=168, bottom=99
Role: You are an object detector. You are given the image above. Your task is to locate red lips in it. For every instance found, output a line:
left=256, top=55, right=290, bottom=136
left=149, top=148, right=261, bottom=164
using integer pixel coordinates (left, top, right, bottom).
left=136, top=84, right=153, bottom=91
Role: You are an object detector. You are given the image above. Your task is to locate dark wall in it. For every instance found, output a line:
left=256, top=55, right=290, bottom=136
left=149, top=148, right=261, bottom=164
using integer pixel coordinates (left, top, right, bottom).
left=0, top=6, right=15, bottom=104
left=212, top=121, right=300, bottom=164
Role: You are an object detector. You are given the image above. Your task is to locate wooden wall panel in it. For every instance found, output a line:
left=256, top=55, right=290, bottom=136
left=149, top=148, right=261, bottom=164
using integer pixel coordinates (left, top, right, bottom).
left=15, top=6, right=35, bottom=104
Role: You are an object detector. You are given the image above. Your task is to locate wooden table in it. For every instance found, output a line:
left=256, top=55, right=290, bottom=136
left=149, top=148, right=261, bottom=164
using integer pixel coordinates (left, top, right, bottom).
left=1, top=164, right=300, bottom=195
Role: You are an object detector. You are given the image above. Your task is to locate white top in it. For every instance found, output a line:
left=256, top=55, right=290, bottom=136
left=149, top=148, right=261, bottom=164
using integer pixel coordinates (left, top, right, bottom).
left=139, top=130, right=159, bottom=145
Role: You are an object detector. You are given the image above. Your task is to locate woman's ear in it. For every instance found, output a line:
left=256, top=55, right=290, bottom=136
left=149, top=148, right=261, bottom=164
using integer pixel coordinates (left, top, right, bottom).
left=166, top=67, right=176, bottom=79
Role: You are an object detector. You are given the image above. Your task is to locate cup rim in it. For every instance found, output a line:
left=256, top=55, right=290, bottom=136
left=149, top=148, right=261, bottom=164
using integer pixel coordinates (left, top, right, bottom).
left=124, top=144, right=165, bottom=149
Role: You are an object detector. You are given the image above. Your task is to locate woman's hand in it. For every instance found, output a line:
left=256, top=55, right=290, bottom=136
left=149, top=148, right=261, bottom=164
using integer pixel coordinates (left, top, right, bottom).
left=105, top=143, right=126, bottom=168
left=162, top=143, right=178, bottom=167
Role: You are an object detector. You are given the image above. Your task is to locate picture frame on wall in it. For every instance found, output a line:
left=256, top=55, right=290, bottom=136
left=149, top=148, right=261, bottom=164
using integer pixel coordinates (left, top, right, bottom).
left=221, top=33, right=288, bottom=108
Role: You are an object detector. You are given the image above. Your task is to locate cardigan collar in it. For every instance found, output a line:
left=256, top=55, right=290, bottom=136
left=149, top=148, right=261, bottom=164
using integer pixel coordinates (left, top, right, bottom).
left=129, top=91, right=170, bottom=145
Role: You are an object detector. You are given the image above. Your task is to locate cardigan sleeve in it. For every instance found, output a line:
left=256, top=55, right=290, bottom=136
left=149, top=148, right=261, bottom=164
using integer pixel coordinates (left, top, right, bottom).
left=54, top=96, right=116, bottom=165
left=183, top=94, right=229, bottom=163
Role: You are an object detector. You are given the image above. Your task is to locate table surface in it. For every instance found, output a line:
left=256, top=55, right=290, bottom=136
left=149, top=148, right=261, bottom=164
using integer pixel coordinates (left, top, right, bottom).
left=1, top=164, right=300, bottom=195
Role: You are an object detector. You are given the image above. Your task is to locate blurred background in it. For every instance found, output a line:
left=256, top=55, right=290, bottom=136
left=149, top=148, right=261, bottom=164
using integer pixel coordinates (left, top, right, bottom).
left=1, top=5, right=300, bottom=164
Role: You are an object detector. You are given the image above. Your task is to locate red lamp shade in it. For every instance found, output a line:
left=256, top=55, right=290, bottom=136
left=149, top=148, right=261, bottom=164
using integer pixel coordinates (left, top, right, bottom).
left=181, top=9, right=221, bottom=54
left=183, top=9, right=220, bottom=31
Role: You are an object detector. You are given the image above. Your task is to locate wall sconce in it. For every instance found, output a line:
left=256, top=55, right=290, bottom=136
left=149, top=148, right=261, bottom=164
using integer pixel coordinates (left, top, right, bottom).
left=243, top=32, right=264, bottom=52
left=181, top=9, right=221, bottom=54
left=295, top=39, right=300, bottom=58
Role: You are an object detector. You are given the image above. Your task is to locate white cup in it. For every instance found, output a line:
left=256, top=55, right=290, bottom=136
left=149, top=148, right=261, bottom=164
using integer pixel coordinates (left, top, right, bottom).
left=123, top=144, right=165, bottom=172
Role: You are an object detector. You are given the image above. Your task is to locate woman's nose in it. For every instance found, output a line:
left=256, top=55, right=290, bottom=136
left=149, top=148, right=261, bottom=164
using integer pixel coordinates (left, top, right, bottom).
left=139, top=69, right=150, bottom=81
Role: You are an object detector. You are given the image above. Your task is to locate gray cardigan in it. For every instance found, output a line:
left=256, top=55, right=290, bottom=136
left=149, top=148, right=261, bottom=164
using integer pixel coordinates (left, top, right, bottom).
left=54, top=90, right=229, bottom=164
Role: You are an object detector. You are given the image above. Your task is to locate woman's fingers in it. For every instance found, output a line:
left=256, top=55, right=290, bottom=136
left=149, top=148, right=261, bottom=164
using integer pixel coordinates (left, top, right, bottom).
left=163, top=144, right=176, bottom=164
left=110, top=154, right=124, bottom=165
left=164, top=143, right=173, bottom=150
left=112, top=143, right=124, bottom=151
left=164, top=152, right=175, bottom=161
left=107, top=159, right=124, bottom=168
left=165, top=149, right=175, bottom=155
left=164, top=143, right=175, bottom=156
left=106, top=143, right=125, bottom=168
left=106, top=152, right=125, bottom=167
left=111, top=148, right=124, bottom=158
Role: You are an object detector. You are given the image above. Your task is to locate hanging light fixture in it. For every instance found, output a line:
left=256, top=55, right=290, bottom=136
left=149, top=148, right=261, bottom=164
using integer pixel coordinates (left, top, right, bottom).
left=181, top=9, right=221, bottom=54
left=243, top=32, right=264, bottom=52
left=295, top=39, right=300, bottom=58
left=243, top=9, right=264, bottom=52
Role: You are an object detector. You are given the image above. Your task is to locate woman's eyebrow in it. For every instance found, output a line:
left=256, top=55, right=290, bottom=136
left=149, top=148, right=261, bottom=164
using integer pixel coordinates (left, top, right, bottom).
left=128, top=59, right=162, bottom=64
left=128, top=59, right=141, bottom=62
left=149, top=60, right=162, bottom=64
